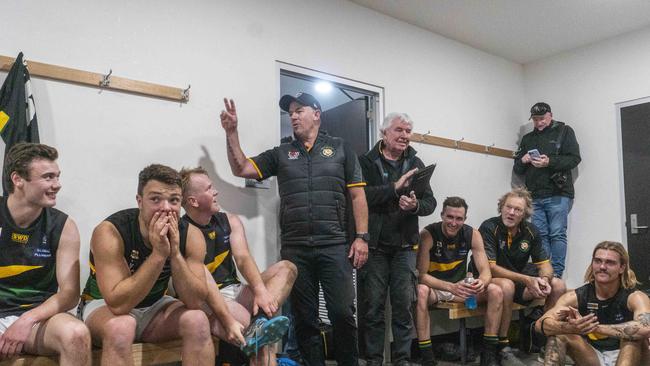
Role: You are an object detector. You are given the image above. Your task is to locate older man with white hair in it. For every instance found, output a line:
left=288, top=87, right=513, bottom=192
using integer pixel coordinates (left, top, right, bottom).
left=358, top=113, right=437, bottom=366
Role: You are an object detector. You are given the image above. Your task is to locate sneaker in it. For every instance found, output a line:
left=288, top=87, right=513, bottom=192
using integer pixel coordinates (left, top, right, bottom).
left=479, top=348, right=499, bottom=366
left=499, top=346, right=527, bottom=366
left=241, top=316, right=290, bottom=356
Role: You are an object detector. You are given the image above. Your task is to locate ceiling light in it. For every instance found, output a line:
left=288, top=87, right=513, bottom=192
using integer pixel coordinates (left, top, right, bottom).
left=314, top=81, right=333, bottom=94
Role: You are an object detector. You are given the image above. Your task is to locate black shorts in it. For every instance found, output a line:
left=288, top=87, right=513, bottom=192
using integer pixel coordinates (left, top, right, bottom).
left=513, top=282, right=534, bottom=306
left=513, top=262, right=541, bottom=305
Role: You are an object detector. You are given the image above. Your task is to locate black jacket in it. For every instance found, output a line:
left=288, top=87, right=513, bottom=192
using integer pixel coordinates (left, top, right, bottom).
left=359, top=141, right=436, bottom=249
left=513, top=120, right=581, bottom=199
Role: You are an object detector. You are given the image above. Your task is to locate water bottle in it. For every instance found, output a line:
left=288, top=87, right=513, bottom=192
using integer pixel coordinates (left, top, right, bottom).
left=464, top=272, right=477, bottom=310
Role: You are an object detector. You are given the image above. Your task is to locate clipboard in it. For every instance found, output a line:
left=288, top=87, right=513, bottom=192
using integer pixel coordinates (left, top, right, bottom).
left=410, top=164, right=436, bottom=197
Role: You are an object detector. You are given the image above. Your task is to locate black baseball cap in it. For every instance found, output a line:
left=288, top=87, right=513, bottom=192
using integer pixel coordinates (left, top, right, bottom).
left=529, top=102, right=551, bottom=119
left=279, top=92, right=321, bottom=112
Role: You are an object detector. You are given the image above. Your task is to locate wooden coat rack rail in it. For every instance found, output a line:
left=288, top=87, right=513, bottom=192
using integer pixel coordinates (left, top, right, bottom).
left=411, top=132, right=515, bottom=159
left=0, top=55, right=189, bottom=102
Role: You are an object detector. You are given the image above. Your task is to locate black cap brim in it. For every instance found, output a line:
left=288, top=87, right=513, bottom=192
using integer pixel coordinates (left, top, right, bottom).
left=279, top=95, right=299, bottom=112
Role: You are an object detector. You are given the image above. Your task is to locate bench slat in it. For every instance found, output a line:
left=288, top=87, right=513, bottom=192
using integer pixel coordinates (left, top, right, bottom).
left=432, top=298, right=545, bottom=320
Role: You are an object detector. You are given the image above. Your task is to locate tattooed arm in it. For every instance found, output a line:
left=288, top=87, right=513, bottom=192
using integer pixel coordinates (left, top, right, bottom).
left=535, top=291, right=599, bottom=336
left=220, top=98, right=260, bottom=179
left=594, top=291, right=650, bottom=341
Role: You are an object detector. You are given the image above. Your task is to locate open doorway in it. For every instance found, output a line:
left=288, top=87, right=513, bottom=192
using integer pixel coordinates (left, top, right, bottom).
left=279, top=64, right=383, bottom=155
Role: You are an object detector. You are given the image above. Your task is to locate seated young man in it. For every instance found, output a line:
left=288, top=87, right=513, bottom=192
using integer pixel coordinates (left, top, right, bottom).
left=80, top=164, right=214, bottom=366
left=180, top=167, right=296, bottom=364
left=416, top=196, right=503, bottom=366
left=536, top=241, right=650, bottom=366
left=0, top=143, right=90, bottom=364
left=478, top=188, right=566, bottom=366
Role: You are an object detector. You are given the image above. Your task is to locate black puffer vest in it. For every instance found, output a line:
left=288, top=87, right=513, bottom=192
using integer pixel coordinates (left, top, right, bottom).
left=278, top=131, right=351, bottom=246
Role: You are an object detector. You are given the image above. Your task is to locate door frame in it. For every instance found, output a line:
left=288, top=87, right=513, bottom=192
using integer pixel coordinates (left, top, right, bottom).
left=276, top=61, right=385, bottom=146
left=615, top=96, right=650, bottom=246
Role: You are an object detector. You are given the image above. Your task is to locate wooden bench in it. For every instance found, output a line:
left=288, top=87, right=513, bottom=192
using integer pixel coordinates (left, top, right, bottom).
left=0, top=338, right=220, bottom=366
left=432, top=298, right=545, bottom=364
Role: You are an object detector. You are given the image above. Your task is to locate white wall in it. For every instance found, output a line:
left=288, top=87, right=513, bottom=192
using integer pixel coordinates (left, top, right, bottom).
left=2, top=0, right=525, bottom=291
left=523, top=26, right=650, bottom=288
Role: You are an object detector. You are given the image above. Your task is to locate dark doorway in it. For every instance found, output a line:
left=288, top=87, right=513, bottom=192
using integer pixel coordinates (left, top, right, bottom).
left=620, top=102, right=650, bottom=290
left=321, top=97, right=370, bottom=156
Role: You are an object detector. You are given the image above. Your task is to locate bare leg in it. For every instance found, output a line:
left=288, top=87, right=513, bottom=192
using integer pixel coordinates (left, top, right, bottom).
left=616, top=339, right=642, bottom=366
left=552, top=334, right=600, bottom=366
left=492, top=278, right=515, bottom=338
left=25, top=313, right=91, bottom=366
left=546, top=277, right=566, bottom=311
left=415, top=285, right=438, bottom=341
left=641, top=338, right=650, bottom=365
left=477, top=283, right=503, bottom=335
left=86, top=306, right=138, bottom=366
left=141, top=301, right=215, bottom=366
left=237, top=260, right=297, bottom=315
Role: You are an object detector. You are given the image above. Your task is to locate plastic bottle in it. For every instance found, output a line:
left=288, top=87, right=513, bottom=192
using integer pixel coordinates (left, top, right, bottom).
left=464, top=272, right=477, bottom=310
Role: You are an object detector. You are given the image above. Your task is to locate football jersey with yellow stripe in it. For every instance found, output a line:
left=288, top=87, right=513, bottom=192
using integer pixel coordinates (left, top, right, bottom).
left=82, top=209, right=188, bottom=308
left=0, top=197, right=67, bottom=317
left=576, top=282, right=634, bottom=351
left=424, top=222, right=473, bottom=283
left=479, top=216, right=548, bottom=273
left=182, top=212, right=240, bottom=289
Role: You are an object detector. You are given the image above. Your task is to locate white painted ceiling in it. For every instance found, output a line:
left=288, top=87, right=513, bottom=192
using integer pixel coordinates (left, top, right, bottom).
left=349, top=0, right=650, bottom=64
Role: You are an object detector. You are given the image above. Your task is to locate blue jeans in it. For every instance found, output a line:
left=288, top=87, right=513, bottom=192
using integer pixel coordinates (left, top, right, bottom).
left=532, top=196, right=573, bottom=278
left=358, top=247, right=417, bottom=364
left=281, top=244, right=358, bottom=366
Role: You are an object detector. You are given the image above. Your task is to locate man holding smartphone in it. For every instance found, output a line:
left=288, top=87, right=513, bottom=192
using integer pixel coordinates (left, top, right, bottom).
left=513, top=102, right=581, bottom=278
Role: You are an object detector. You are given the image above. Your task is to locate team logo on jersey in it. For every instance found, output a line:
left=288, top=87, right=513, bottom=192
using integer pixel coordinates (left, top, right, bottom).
left=287, top=150, right=300, bottom=160
left=11, top=232, right=29, bottom=244
left=320, top=146, right=335, bottom=158
left=130, top=250, right=140, bottom=261
left=587, top=302, right=599, bottom=313
left=519, top=240, right=530, bottom=252
left=435, top=241, right=443, bottom=257
left=208, top=231, right=217, bottom=240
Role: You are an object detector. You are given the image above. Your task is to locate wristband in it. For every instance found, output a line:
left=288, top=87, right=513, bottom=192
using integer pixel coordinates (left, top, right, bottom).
left=540, top=317, right=549, bottom=336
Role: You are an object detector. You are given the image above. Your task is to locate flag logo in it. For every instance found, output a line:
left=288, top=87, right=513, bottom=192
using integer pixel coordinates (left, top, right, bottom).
left=11, top=232, right=29, bottom=244
left=287, top=150, right=300, bottom=160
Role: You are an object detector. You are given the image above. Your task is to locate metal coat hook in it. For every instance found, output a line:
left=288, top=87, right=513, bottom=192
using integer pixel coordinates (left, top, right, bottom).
left=100, top=69, right=112, bottom=87
left=181, top=84, right=191, bottom=102
left=418, top=130, right=431, bottom=142
left=485, top=143, right=495, bottom=152
left=455, top=137, right=464, bottom=148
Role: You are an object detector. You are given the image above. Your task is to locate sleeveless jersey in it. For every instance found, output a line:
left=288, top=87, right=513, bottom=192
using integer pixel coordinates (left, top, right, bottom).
left=576, top=282, right=635, bottom=351
left=82, top=209, right=188, bottom=308
left=0, top=197, right=68, bottom=317
left=182, top=212, right=239, bottom=288
left=424, top=222, right=473, bottom=283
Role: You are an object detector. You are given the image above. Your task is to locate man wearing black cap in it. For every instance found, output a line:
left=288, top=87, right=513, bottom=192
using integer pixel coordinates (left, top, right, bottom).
left=513, top=102, right=581, bottom=279
left=219, top=94, right=369, bottom=366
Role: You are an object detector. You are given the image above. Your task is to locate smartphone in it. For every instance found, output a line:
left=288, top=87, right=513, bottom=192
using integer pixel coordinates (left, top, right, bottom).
left=528, top=149, right=541, bottom=160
